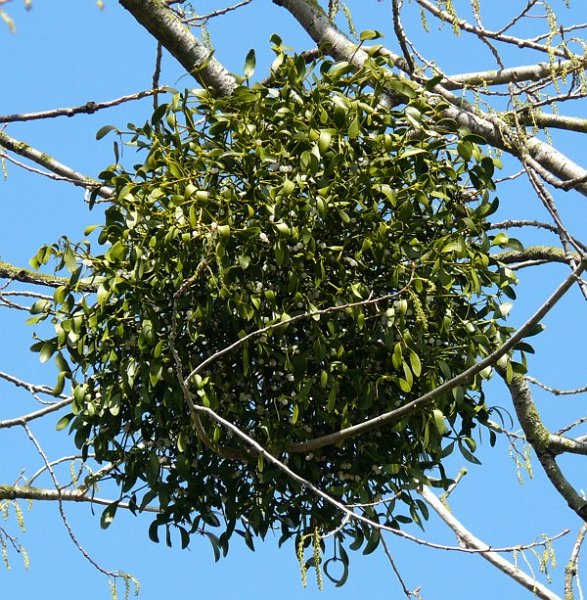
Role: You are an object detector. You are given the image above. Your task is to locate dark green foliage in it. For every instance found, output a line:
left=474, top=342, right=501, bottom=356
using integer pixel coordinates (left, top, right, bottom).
left=30, top=43, right=519, bottom=575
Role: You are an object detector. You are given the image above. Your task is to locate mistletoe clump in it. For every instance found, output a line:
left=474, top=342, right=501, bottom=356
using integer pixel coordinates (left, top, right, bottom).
left=30, top=42, right=521, bottom=575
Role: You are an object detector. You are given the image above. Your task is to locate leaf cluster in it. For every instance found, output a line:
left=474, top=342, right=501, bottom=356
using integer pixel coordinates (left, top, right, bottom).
left=30, top=42, right=520, bottom=574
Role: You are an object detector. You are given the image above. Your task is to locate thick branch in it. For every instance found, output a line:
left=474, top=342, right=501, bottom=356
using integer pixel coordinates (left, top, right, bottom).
left=505, top=373, right=587, bottom=521
left=444, top=57, right=587, bottom=90
left=118, top=0, right=237, bottom=96
left=0, top=484, right=158, bottom=513
left=0, top=260, right=96, bottom=291
left=494, top=246, right=580, bottom=266
left=518, top=112, right=587, bottom=134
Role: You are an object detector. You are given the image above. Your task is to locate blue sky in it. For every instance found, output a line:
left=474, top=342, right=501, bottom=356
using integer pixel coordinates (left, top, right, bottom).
left=1, top=1, right=586, bottom=599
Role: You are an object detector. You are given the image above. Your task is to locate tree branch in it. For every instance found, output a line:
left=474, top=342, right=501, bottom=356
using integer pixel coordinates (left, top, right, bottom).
left=420, top=486, right=562, bottom=600
left=414, top=0, right=574, bottom=59
left=0, top=484, right=158, bottom=512
left=443, top=57, right=587, bottom=90
left=565, top=523, right=587, bottom=600
left=517, top=112, right=587, bottom=135
left=0, top=130, right=113, bottom=199
left=0, top=88, right=165, bottom=123
left=289, top=258, right=586, bottom=453
left=504, top=373, right=587, bottom=521
left=118, top=0, right=237, bottom=96
left=0, top=398, right=71, bottom=429
left=494, top=246, right=580, bottom=266
left=0, top=260, right=96, bottom=291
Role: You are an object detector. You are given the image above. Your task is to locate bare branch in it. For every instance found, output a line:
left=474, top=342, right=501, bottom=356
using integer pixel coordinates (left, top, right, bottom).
left=0, top=130, right=113, bottom=199
left=420, top=486, right=563, bottom=600
left=181, top=0, right=254, bottom=24
left=119, top=0, right=237, bottom=96
left=526, top=376, right=587, bottom=397
left=392, top=0, right=414, bottom=74
left=22, top=423, right=129, bottom=579
left=504, top=373, right=587, bottom=521
left=0, top=260, right=96, bottom=290
left=518, top=112, right=587, bottom=134
left=494, top=246, right=580, bottom=266
left=0, top=398, right=71, bottom=429
left=0, top=483, right=159, bottom=514
left=565, top=523, right=587, bottom=600
left=414, top=0, right=574, bottom=59
left=443, top=57, right=587, bottom=90
left=380, top=534, right=418, bottom=598
left=0, top=89, right=165, bottom=123
left=0, top=370, right=62, bottom=400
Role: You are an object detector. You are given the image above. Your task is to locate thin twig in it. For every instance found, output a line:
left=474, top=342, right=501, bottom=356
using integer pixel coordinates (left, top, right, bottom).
left=0, top=89, right=165, bottom=123
left=380, top=534, right=415, bottom=598
left=21, top=424, right=130, bottom=580
left=526, top=376, right=587, bottom=397
left=0, top=398, right=72, bottom=429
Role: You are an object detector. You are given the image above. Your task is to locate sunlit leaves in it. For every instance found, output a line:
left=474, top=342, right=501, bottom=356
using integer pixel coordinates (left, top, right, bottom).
left=30, top=47, right=519, bottom=575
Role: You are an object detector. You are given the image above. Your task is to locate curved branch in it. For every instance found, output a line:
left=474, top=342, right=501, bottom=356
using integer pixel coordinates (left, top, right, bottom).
left=504, top=373, right=587, bottom=521
left=290, top=258, right=586, bottom=453
left=194, top=403, right=566, bottom=556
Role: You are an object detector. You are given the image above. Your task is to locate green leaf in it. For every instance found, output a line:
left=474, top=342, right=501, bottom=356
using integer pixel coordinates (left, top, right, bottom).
left=291, top=403, right=299, bottom=424
left=55, top=413, right=74, bottom=432
left=459, top=442, right=482, bottom=465
left=100, top=502, right=118, bottom=529
left=362, top=529, right=380, bottom=555
left=148, top=520, right=160, bottom=544
left=96, top=125, right=118, bottom=140
left=431, top=409, right=447, bottom=435
left=424, top=74, right=444, bottom=90
left=348, top=115, right=360, bottom=138
left=359, top=29, right=383, bottom=41
left=409, top=350, right=422, bottom=377
left=244, top=49, right=256, bottom=79
left=523, top=323, right=546, bottom=337
left=39, top=342, right=55, bottom=364
left=52, top=371, right=67, bottom=396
